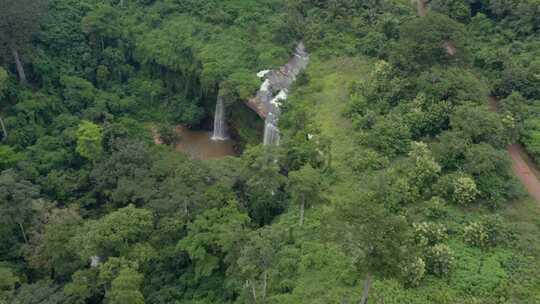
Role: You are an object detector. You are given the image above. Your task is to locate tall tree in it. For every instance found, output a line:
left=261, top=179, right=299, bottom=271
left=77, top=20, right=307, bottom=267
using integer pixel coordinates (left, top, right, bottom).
left=236, top=226, right=284, bottom=303
left=0, top=67, right=7, bottom=140
left=0, top=0, right=48, bottom=84
left=286, top=164, right=323, bottom=226
left=334, top=191, right=415, bottom=304
left=0, top=170, right=40, bottom=246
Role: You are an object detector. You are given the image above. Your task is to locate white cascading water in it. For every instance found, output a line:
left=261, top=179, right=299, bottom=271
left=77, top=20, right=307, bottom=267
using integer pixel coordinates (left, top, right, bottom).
left=263, top=113, right=280, bottom=146
left=256, top=42, right=309, bottom=146
left=211, top=96, right=227, bottom=141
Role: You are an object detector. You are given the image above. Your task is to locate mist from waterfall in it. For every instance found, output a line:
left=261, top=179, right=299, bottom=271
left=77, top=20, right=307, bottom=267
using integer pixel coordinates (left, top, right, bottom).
left=211, top=96, right=227, bottom=141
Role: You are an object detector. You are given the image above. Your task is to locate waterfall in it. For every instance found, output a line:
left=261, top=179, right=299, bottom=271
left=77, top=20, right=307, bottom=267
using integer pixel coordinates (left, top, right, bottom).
left=263, top=113, right=280, bottom=146
left=211, top=96, right=227, bottom=141
left=253, top=42, right=309, bottom=146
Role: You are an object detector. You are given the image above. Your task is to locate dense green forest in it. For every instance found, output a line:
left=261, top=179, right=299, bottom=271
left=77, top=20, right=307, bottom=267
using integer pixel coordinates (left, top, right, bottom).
left=1, top=0, right=540, bottom=303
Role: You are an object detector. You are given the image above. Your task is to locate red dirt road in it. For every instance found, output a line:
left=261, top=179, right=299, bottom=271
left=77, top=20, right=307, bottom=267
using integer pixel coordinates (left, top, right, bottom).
left=507, top=144, right=540, bottom=202
left=489, top=96, right=540, bottom=203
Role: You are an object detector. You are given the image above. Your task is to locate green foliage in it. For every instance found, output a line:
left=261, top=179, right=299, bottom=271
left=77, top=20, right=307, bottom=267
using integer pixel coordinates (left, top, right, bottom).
left=408, top=142, right=441, bottom=190
left=0, top=0, right=48, bottom=82
left=450, top=241, right=511, bottom=298
left=0, top=145, right=24, bottom=169
left=431, top=0, right=472, bottom=22
left=1, top=0, right=540, bottom=302
left=389, top=13, right=466, bottom=71
left=0, top=67, right=7, bottom=92
left=0, top=170, right=40, bottom=255
left=453, top=176, right=480, bottom=206
left=74, top=205, right=153, bottom=260
left=413, top=222, right=448, bottom=248
left=400, top=256, right=426, bottom=287
left=241, top=146, right=287, bottom=225
left=336, top=191, right=415, bottom=277
left=105, top=267, right=145, bottom=304
left=450, top=105, right=509, bottom=149
left=522, top=117, right=540, bottom=158
left=286, top=164, right=324, bottom=225
left=61, top=76, right=96, bottom=112
left=178, top=200, right=249, bottom=279
left=425, top=244, right=455, bottom=277
left=156, top=124, right=180, bottom=146
left=11, top=281, right=73, bottom=304
left=75, top=120, right=103, bottom=161
left=0, top=267, right=19, bottom=303
left=364, top=114, right=412, bottom=157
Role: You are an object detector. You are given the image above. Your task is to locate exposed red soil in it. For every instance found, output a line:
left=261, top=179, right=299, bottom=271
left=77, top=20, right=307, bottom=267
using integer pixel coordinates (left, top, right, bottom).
left=507, top=144, right=540, bottom=202
left=489, top=96, right=540, bottom=203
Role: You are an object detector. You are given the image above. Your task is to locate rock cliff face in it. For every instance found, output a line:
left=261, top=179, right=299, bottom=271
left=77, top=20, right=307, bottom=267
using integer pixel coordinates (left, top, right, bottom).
left=246, top=42, right=309, bottom=119
left=245, top=42, right=309, bottom=145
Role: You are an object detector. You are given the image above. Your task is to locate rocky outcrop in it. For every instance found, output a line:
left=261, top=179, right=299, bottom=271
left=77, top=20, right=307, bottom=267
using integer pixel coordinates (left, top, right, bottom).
left=246, top=42, right=309, bottom=119
left=246, top=42, right=309, bottom=145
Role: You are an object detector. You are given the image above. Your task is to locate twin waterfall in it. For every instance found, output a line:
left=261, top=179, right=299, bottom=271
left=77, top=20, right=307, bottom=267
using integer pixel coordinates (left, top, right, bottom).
left=212, top=42, right=309, bottom=145
left=211, top=96, right=227, bottom=141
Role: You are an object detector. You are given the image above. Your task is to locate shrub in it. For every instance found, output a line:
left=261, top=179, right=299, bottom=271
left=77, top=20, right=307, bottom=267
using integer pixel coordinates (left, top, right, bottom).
left=413, top=222, right=448, bottom=247
left=400, top=256, right=426, bottom=287
left=425, top=244, right=455, bottom=277
left=463, top=222, right=489, bottom=248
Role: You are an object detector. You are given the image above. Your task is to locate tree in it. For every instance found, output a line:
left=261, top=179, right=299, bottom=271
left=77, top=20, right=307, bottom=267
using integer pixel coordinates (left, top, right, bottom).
left=0, top=67, right=7, bottom=92
left=432, top=130, right=471, bottom=170
left=0, top=67, right=8, bottom=141
left=424, top=243, right=455, bottom=277
left=11, top=280, right=73, bottom=304
left=389, top=13, right=466, bottom=71
left=450, top=105, right=509, bottom=149
left=463, top=143, right=516, bottom=205
left=0, top=170, right=40, bottom=246
left=73, top=204, right=153, bottom=261
left=522, top=118, right=540, bottom=159
left=178, top=200, right=249, bottom=279
left=334, top=191, right=415, bottom=304
left=241, top=146, right=287, bottom=226
left=286, top=164, right=323, bottom=226
left=0, top=267, right=19, bottom=303
left=452, top=175, right=480, bottom=206
left=90, top=140, right=158, bottom=208
left=236, top=227, right=283, bottom=303
left=0, top=0, right=48, bottom=84
left=407, top=142, right=441, bottom=191
left=431, top=0, right=471, bottom=21
left=435, top=172, right=479, bottom=205
left=105, top=268, right=145, bottom=304
left=22, top=201, right=83, bottom=280
left=365, top=114, right=412, bottom=157
left=0, top=145, right=24, bottom=169
left=81, top=4, right=122, bottom=50
left=76, top=121, right=103, bottom=161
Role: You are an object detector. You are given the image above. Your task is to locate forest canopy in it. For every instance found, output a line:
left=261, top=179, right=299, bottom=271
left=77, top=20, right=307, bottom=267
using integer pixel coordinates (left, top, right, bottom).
left=1, top=0, right=540, bottom=303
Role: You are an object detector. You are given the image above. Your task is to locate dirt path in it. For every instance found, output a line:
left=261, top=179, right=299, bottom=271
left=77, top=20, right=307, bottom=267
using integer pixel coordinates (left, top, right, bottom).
left=489, top=96, right=540, bottom=203
left=507, top=144, right=540, bottom=202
